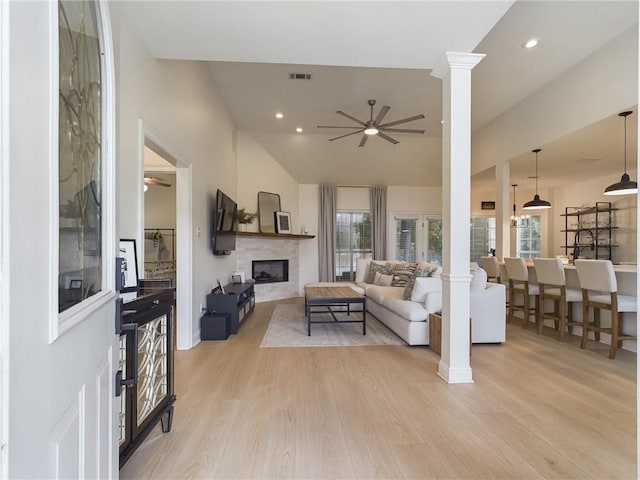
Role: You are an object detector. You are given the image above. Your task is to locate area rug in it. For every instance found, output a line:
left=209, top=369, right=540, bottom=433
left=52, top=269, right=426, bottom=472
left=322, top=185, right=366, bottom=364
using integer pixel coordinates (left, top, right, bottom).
left=260, top=303, right=405, bottom=347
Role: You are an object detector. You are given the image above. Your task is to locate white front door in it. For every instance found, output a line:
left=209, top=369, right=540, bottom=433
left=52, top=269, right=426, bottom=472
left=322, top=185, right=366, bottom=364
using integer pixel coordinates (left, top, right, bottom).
left=6, top=1, right=118, bottom=477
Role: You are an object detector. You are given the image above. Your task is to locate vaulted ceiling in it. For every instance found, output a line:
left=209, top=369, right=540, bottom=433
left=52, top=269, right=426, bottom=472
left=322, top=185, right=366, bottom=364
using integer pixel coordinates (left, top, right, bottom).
left=116, top=0, right=638, bottom=189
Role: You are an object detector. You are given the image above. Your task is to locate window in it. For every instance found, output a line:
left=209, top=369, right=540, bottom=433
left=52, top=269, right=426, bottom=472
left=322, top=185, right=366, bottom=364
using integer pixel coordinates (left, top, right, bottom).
left=393, top=215, right=442, bottom=265
left=58, top=0, right=104, bottom=312
left=516, top=215, right=541, bottom=258
left=470, top=217, right=496, bottom=264
left=335, top=212, right=371, bottom=281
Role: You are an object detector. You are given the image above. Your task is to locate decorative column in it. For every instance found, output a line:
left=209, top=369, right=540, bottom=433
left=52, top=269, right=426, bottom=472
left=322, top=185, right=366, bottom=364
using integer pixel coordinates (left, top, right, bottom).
left=431, top=52, right=484, bottom=384
left=496, top=162, right=511, bottom=260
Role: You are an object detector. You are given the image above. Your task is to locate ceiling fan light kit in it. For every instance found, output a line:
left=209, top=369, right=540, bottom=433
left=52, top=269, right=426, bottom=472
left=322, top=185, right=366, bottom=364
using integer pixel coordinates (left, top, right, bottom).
left=317, top=99, right=425, bottom=147
left=604, top=110, right=637, bottom=196
left=523, top=148, right=552, bottom=210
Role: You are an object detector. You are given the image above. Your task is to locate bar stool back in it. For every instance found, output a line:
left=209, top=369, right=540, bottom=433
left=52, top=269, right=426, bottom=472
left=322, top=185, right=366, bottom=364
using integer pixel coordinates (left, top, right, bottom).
left=533, top=258, right=582, bottom=340
left=574, top=259, right=637, bottom=359
left=505, top=257, right=540, bottom=329
left=480, top=256, right=501, bottom=283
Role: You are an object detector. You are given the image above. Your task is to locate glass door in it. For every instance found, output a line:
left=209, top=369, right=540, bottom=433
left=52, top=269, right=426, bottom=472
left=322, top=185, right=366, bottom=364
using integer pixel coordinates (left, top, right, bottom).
left=393, top=215, right=442, bottom=265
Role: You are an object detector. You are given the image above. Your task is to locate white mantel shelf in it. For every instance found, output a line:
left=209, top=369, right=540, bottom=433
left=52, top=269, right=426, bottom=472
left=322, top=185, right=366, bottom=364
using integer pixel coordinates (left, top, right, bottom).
left=235, top=231, right=315, bottom=240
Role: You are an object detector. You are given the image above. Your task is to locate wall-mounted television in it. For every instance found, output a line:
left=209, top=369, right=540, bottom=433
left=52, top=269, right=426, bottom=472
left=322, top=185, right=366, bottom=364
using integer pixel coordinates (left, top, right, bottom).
left=212, top=189, right=237, bottom=255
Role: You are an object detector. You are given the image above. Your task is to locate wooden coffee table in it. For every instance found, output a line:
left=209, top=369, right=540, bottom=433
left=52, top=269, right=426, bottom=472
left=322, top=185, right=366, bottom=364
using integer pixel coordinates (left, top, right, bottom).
left=304, top=285, right=366, bottom=336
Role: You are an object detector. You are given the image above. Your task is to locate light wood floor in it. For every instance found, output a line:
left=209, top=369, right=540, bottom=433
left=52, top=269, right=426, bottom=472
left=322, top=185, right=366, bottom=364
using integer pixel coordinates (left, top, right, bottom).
left=120, top=297, right=636, bottom=479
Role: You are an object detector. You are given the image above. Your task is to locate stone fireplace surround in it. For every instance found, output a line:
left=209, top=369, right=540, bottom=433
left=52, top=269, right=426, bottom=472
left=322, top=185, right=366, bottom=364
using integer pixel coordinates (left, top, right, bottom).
left=236, top=236, right=300, bottom=302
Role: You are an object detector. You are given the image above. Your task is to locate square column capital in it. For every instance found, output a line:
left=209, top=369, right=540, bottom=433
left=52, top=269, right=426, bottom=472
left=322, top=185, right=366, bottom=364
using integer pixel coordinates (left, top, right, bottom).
left=431, top=52, right=486, bottom=79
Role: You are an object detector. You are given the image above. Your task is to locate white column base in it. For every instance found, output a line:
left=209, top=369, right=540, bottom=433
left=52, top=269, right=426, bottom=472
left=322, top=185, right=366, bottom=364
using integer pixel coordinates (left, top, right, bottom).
left=437, top=361, right=474, bottom=384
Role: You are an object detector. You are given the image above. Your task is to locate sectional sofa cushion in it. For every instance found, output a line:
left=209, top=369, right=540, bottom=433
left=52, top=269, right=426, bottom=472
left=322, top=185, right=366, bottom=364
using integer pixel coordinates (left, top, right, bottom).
left=365, top=285, right=428, bottom=322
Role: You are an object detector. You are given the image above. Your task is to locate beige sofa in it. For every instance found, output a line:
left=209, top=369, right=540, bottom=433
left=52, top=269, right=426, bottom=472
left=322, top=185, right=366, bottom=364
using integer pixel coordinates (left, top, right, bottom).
left=355, top=259, right=506, bottom=346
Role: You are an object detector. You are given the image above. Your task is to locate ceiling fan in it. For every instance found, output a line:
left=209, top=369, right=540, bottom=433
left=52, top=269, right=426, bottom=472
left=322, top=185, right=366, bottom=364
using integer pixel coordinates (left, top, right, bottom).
left=317, top=99, right=425, bottom=147
left=144, top=176, right=171, bottom=188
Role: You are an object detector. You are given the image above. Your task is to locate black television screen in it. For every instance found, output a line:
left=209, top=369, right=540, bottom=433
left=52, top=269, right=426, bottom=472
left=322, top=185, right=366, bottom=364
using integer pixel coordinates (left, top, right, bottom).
left=212, top=189, right=237, bottom=255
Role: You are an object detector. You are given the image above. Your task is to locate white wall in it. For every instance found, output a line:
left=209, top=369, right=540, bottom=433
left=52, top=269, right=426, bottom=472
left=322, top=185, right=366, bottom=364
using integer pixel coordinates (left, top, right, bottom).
left=112, top=7, right=238, bottom=346
left=236, top=131, right=299, bottom=232
left=388, top=186, right=442, bottom=214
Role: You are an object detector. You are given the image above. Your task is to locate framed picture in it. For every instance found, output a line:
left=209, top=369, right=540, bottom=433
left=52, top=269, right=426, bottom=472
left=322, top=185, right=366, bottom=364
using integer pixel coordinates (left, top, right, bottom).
left=118, top=239, right=139, bottom=294
left=274, top=211, right=292, bottom=234
left=481, top=201, right=495, bottom=210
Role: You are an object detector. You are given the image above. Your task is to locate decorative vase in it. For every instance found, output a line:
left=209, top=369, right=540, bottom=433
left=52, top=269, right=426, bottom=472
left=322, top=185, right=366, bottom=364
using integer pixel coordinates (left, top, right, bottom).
left=238, top=223, right=248, bottom=232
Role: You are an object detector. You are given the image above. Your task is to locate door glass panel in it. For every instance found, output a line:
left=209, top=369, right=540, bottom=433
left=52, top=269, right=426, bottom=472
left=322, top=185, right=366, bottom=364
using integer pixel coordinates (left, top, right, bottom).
left=335, top=212, right=371, bottom=281
left=425, top=218, right=443, bottom=265
left=395, top=218, right=417, bottom=262
left=393, top=216, right=442, bottom=265
left=58, top=0, right=103, bottom=312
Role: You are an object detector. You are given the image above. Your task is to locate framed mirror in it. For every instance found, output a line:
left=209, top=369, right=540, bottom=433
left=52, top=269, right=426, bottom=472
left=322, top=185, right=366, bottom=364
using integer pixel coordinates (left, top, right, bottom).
left=258, top=191, right=281, bottom=233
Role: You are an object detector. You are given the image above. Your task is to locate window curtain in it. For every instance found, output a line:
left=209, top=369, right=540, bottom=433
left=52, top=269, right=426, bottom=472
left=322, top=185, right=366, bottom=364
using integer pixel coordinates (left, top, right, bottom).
left=370, top=185, right=387, bottom=260
left=318, top=184, right=337, bottom=281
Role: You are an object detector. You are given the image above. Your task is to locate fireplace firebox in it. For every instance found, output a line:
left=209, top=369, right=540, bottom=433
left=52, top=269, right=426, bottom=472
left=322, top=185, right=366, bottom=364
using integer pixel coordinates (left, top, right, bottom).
left=252, top=259, right=289, bottom=284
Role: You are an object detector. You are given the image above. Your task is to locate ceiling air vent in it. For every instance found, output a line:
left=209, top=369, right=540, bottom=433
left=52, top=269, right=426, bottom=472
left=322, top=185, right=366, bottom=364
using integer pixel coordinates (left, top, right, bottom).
left=289, top=73, right=312, bottom=80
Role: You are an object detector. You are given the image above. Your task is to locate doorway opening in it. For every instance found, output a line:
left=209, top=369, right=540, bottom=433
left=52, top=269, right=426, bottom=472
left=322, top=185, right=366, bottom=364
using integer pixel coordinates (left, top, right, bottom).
left=139, top=120, right=193, bottom=351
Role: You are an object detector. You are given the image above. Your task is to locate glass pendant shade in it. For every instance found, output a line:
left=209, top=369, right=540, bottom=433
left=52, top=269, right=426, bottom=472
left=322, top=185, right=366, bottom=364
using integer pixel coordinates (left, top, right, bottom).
left=523, top=149, right=551, bottom=210
left=604, top=111, right=637, bottom=195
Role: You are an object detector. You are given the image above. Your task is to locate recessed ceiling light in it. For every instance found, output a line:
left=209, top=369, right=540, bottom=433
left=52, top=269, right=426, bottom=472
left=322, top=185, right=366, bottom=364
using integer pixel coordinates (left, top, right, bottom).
left=275, top=112, right=284, bottom=119
left=523, top=38, right=539, bottom=49
left=296, top=127, right=303, bottom=133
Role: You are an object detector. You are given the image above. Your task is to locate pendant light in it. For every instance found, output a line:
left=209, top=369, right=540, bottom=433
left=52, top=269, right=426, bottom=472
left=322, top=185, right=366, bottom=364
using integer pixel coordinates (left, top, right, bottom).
left=511, top=184, right=518, bottom=227
left=604, top=110, right=637, bottom=195
left=523, top=148, right=551, bottom=210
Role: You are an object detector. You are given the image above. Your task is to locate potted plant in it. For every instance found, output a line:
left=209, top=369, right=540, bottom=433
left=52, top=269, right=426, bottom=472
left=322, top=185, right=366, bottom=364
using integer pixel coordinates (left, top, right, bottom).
left=235, top=208, right=257, bottom=231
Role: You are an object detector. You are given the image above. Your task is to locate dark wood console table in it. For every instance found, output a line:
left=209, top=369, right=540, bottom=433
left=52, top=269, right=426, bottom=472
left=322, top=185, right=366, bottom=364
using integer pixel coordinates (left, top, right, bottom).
left=206, top=282, right=255, bottom=334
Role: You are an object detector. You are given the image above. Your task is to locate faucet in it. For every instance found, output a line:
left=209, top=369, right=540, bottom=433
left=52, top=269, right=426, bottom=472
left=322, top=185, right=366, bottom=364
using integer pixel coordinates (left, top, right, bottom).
left=572, top=228, right=595, bottom=261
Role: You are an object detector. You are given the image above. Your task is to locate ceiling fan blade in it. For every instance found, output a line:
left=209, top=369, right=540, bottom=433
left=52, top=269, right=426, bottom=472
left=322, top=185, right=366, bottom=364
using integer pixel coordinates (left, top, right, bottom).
left=359, top=134, right=368, bottom=147
left=373, top=105, right=390, bottom=125
left=317, top=125, right=364, bottom=129
left=380, top=128, right=426, bottom=134
left=336, top=110, right=367, bottom=126
left=144, top=177, right=171, bottom=187
left=379, top=114, right=425, bottom=128
left=328, top=129, right=365, bottom=141
left=377, top=132, right=399, bottom=145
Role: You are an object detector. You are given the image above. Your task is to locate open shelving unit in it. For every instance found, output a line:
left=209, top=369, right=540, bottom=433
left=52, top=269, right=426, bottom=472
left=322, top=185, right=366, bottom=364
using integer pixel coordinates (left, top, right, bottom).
left=561, top=201, right=617, bottom=261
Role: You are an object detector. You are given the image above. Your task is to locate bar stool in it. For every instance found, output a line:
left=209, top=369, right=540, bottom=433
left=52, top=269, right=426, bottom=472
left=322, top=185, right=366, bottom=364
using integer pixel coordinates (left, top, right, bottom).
left=505, top=257, right=540, bottom=329
left=499, top=261, right=510, bottom=315
left=574, top=259, right=637, bottom=359
left=480, top=256, right=500, bottom=283
left=533, top=258, right=582, bottom=341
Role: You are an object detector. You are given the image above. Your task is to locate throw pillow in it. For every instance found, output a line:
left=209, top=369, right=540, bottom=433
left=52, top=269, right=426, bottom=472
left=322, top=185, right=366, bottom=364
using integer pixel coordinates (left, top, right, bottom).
left=355, top=258, right=372, bottom=283
left=392, top=270, right=414, bottom=288
left=411, top=276, right=443, bottom=303
left=389, top=262, right=417, bottom=287
left=365, top=261, right=391, bottom=284
left=415, top=261, right=438, bottom=278
left=403, top=262, right=439, bottom=300
left=373, top=272, right=393, bottom=286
